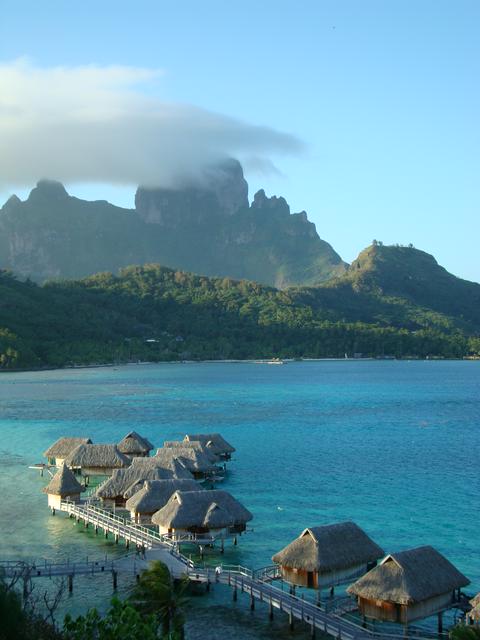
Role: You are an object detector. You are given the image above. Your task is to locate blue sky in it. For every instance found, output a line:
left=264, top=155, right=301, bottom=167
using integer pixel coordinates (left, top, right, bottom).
left=1, top=1, right=479, bottom=281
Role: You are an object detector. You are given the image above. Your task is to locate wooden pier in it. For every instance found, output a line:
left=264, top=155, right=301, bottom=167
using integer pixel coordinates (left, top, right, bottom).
left=59, top=500, right=228, bottom=556
left=1, top=502, right=453, bottom=640
left=0, top=554, right=449, bottom=640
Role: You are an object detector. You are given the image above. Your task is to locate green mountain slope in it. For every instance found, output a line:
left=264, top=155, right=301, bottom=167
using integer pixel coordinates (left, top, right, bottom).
left=0, top=259, right=478, bottom=370
left=0, top=160, right=346, bottom=287
left=293, top=244, right=480, bottom=334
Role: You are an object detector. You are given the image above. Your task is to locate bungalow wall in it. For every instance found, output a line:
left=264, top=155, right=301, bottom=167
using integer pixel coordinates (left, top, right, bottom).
left=229, top=523, right=246, bottom=534
left=280, top=563, right=373, bottom=590
left=130, top=511, right=155, bottom=525
left=123, top=452, right=149, bottom=460
left=76, top=466, right=125, bottom=477
left=99, top=495, right=129, bottom=508
left=47, top=493, right=81, bottom=510
left=357, top=592, right=454, bottom=624
left=157, top=524, right=227, bottom=539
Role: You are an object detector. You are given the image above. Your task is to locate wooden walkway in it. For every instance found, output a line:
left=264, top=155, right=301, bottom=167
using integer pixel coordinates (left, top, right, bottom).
left=0, top=503, right=450, bottom=640
left=60, top=500, right=225, bottom=550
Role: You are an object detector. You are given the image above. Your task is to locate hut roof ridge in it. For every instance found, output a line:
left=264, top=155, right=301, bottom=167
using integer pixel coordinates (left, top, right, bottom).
left=65, top=443, right=130, bottom=469
left=347, top=545, right=470, bottom=604
left=43, top=464, right=85, bottom=496
left=183, top=433, right=235, bottom=454
left=44, top=437, right=92, bottom=458
left=125, top=479, right=202, bottom=513
left=117, top=431, right=154, bottom=454
left=154, top=446, right=217, bottom=473
left=272, top=521, right=384, bottom=573
left=151, top=489, right=252, bottom=529
left=95, top=465, right=176, bottom=499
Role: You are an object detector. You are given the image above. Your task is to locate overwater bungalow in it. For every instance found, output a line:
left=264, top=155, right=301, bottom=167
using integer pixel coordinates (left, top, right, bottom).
left=154, top=447, right=219, bottom=481
left=95, top=457, right=194, bottom=507
left=272, top=521, right=384, bottom=593
left=43, top=464, right=85, bottom=512
left=64, top=444, right=130, bottom=478
left=467, top=593, right=480, bottom=624
left=125, top=479, right=202, bottom=523
left=117, top=431, right=154, bottom=459
left=151, top=489, right=252, bottom=540
left=163, top=440, right=220, bottom=464
left=43, top=437, right=92, bottom=466
left=347, top=545, right=470, bottom=632
left=183, top=433, right=235, bottom=461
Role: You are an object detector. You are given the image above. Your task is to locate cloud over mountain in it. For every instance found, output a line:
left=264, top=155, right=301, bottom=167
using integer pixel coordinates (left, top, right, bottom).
left=0, top=59, right=302, bottom=189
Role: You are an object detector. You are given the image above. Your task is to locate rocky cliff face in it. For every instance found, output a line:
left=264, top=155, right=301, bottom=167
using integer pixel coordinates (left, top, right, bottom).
left=0, top=161, right=346, bottom=287
left=135, top=158, right=249, bottom=226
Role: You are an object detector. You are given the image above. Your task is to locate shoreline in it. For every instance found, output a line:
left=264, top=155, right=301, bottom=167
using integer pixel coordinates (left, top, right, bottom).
left=1, top=355, right=479, bottom=375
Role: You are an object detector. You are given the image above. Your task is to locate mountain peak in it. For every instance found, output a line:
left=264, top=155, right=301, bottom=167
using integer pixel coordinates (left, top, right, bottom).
left=135, top=158, right=248, bottom=225
left=29, top=180, right=69, bottom=202
left=251, top=189, right=290, bottom=216
left=0, top=161, right=346, bottom=287
left=1, top=194, right=22, bottom=214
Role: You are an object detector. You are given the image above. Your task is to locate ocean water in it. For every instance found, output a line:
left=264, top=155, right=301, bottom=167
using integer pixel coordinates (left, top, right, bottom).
left=0, top=360, right=478, bottom=638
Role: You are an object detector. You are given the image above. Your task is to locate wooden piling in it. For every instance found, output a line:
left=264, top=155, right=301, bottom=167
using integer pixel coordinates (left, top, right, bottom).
left=438, top=612, right=443, bottom=634
left=68, top=574, right=73, bottom=593
left=269, top=598, right=274, bottom=620
left=112, top=571, right=117, bottom=590
left=289, top=611, right=294, bottom=631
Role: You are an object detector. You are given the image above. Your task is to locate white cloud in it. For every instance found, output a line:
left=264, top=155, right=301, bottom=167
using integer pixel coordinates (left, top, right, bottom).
left=0, top=58, right=302, bottom=189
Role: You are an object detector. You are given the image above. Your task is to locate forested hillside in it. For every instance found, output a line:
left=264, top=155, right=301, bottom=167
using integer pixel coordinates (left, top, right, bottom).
left=0, top=260, right=478, bottom=369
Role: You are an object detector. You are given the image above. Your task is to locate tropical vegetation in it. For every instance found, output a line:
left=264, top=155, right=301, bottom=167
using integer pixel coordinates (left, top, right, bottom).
left=0, top=242, right=479, bottom=369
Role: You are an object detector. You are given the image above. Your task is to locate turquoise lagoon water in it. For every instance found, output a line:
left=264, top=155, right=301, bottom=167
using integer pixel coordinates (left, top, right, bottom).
left=0, top=360, right=479, bottom=638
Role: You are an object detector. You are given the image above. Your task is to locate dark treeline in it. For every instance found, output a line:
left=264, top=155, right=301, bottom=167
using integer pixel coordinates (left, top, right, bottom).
left=0, top=264, right=479, bottom=369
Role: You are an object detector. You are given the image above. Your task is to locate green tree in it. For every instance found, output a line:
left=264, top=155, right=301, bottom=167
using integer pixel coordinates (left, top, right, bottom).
left=0, top=575, right=61, bottom=640
left=450, top=624, right=480, bottom=640
left=63, top=597, right=158, bottom=640
left=131, top=561, right=189, bottom=640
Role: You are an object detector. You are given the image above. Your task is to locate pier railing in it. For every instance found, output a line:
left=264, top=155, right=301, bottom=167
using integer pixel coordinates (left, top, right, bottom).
left=23, top=502, right=453, bottom=640
left=0, top=553, right=453, bottom=640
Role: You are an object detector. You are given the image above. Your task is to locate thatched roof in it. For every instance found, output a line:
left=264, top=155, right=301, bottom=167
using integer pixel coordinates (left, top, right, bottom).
left=151, top=489, right=253, bottom=529
left=65, top=444, right=130, bottom=469
left=125, top=479, right=202, bottom=513
left=347, top=546, right=470, bottom=605
left=163, top=440, right=220, bottom=464
left=184, top=433, right=235, bottom=455
left=43, top=464, right=85, bottom=496
left=131, top=456, right=194, bottom=479
left=154, top=447, right=217, bottom=474
left=272, top=522, right=384, bottom=573
left=95, top=464, right=184, bottom=499
left=117, top=431, right=154, bottom=455
left=44, top=437, right=92, bottom=458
